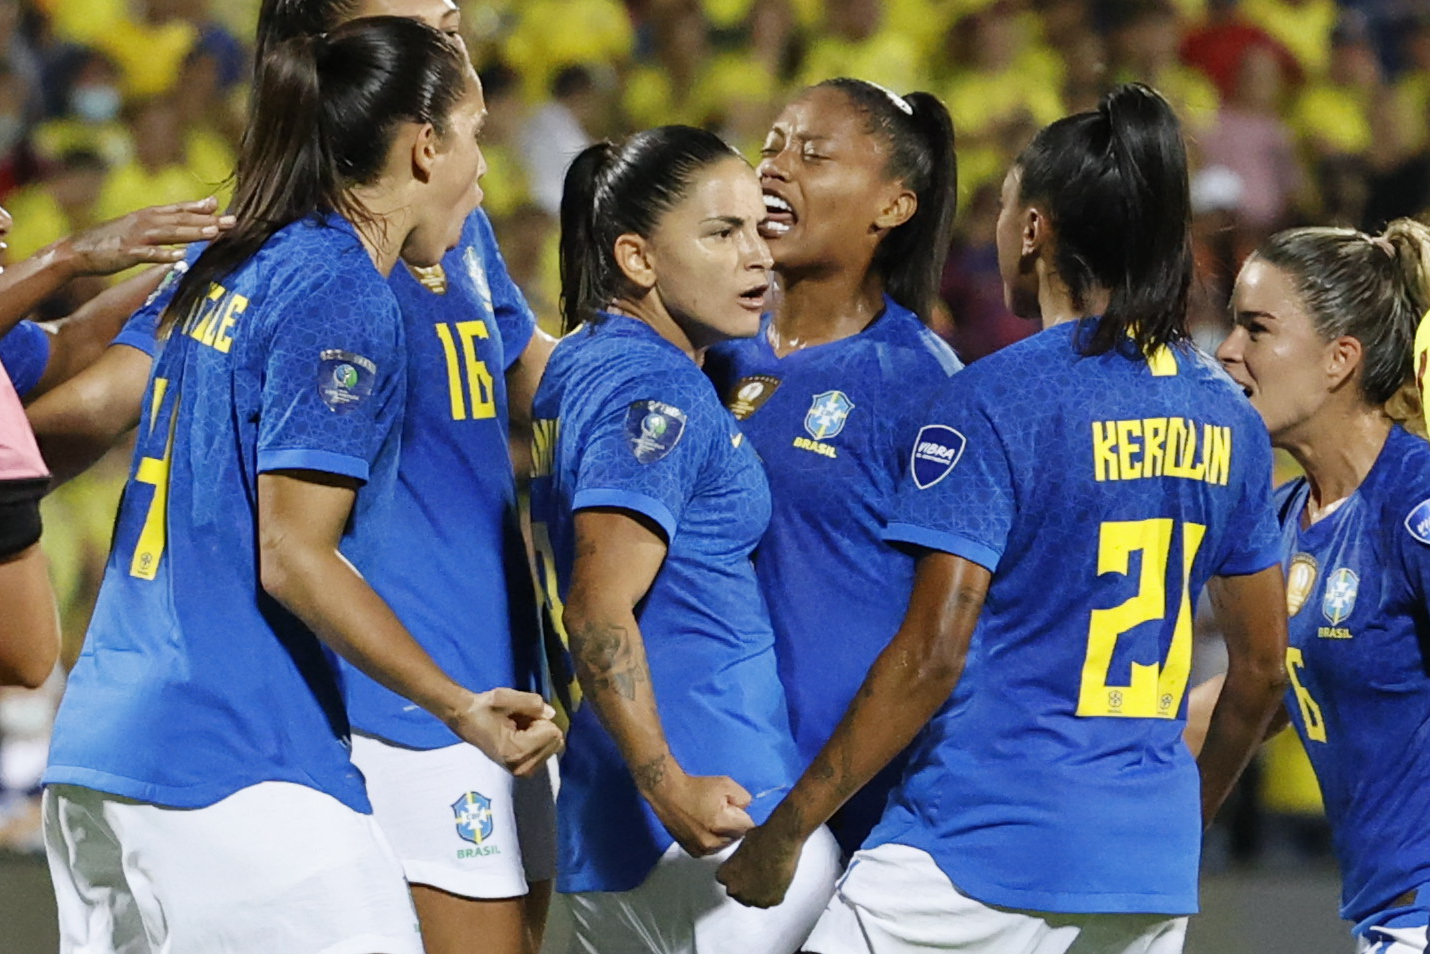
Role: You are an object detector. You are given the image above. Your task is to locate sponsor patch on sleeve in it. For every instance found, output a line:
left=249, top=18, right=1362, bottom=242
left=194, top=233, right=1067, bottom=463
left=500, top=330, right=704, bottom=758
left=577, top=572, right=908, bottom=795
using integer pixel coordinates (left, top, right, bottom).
left=911, top=424, right=966, bottom=489
left=625, top=400, right=687, bottom=464
left=1406, top=498, right=1430, bottom=546
left=318, top=349, right=377, bottom=413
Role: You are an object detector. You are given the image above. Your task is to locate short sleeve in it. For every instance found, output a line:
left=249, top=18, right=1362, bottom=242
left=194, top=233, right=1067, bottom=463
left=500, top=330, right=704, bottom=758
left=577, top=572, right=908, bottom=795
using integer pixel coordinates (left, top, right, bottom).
left=113, top=252, right=202, bottom=357
left=0, top=320, right=52, bottom=398
left=471, top=211, right=536, bottom=368
left=1213, top=415, right=1282, bottom=577
left=1393, top=494, right=1430, bottom=614
left=883, top=386, right=1015, bottom=572
left=572, top=371, right=717, bottom=542
left=255, top=275, right=405, bottom=483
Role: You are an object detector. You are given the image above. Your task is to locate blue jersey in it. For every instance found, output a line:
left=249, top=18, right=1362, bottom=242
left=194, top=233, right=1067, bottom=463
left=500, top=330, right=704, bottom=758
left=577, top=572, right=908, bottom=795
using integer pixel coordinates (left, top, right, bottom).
left=45, top=215, right=406, bottom=813
left=107, top=252, right=201, bottom=358
left=871, top=319, right=1281, bottom=915
left=705, top=298, right=961, bottom=851
left=530, top=315, right=799, bottom=893
left=341, top=209, right=540, bottom=748
left=0, top=320, right=50, bottom=398
left=1274, top=425, right=1430, bottom=924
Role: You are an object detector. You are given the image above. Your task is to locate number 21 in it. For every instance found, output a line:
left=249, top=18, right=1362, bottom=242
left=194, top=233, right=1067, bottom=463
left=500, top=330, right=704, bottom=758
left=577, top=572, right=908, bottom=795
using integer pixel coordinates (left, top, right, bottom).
left=1077, top=518, right=1206, bottom=719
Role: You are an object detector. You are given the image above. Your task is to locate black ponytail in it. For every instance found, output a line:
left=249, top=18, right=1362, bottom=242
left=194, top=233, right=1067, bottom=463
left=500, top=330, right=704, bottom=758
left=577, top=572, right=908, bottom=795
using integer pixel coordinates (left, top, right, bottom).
left=1015, top=83, right=1193, bottom=357
left=161, top=17, right=470, bottom=336
left=252, top=0, right=358, bottom=68
left=813, top=79, right=958, bottom=325
left=558, top=125, right=742, bottom=335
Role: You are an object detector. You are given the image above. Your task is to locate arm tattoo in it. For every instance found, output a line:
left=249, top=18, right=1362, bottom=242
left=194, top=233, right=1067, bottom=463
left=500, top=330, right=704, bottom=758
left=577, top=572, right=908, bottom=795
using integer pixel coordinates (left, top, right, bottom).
left=631, top=753, right=668, bottom=792
left=570, top=617, right=648, bottom=702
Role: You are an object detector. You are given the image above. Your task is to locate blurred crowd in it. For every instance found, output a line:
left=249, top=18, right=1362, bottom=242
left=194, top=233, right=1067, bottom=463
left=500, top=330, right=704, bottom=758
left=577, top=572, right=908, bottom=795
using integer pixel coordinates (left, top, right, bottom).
left=3, top=0, right=1422, bottom=862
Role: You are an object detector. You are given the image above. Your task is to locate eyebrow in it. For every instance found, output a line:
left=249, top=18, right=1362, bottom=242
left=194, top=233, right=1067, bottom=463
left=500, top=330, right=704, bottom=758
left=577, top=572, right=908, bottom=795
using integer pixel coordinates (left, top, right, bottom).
left=703, top=216, right=748, bottom=227
left=1233, top=309, right=1278, bottom=323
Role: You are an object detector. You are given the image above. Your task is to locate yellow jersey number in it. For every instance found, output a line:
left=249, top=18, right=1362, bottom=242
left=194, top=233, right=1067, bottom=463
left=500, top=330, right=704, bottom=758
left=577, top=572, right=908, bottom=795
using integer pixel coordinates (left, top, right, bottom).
left=1076, top=518, right=1206, bottom=718
left=1286, top=647, right=1328, bottom=743
left=435, top=320, right=496, bottom=421
left=129, top=378, right=180, bottom=580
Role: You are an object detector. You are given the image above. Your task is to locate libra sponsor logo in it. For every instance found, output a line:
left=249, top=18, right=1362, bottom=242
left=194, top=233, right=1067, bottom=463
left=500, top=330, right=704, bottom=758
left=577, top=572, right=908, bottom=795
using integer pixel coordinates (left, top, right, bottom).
left=1407, top=498, right=1430, bottom=546
left=911, top=425, right=965, bottom=489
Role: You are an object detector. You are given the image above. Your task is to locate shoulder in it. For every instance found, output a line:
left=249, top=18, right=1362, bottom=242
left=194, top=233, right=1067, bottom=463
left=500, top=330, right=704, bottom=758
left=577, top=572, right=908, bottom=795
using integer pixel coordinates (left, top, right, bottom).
left=555, top=324, right=719, bottom=412
left=1376, top=429, right=1430, bottom=548
left=876, top=302, right=963, bottom=378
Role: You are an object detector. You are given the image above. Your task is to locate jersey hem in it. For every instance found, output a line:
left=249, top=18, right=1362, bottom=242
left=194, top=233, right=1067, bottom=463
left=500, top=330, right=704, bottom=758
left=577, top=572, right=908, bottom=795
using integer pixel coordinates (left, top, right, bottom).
left=111, top=332, right=157, bottom=359
left=573, top=488, right=677, bottom=543
left=258, top=448, right=370, bottom=482
left=42, top=764, right=372, bottom=814
left=883, top=522, right=1002, bottom=571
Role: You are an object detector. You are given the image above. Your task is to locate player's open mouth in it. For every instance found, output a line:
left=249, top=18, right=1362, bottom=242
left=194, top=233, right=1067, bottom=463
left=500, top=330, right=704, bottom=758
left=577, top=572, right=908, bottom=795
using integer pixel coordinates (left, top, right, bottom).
left=760, top=192, right=796, bottom=238
left=738, top=281, right=770, bottom=310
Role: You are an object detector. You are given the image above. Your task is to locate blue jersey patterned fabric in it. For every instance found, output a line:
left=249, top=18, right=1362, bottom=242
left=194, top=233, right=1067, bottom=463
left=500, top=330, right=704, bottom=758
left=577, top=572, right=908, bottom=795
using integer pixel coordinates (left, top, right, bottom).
left=45, top=214, right=405, bottom=813
left=705, top=297, right=961, bottom=853
left=0, top=320, right=51, bottom=398
left=1274, top=425, right=1430, bottom=926
left=530, top=314, right=799, bottom=893
left=341, top=208, right=542, bottom=748
left=871, top=318, right=1281, bottom=915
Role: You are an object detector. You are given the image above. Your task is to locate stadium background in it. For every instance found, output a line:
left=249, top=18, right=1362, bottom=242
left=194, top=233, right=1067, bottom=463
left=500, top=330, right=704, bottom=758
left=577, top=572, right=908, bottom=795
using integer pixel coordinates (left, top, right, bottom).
left=1, top=0, right=1427, bottom=949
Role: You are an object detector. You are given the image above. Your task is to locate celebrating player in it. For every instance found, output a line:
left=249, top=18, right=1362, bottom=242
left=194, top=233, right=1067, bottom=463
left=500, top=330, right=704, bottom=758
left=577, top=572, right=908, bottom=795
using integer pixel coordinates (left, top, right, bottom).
left=531, top=126, right=840, bottom=953
left=718, top=84, right=1289, bottom=954
left=27, top=6, right=560, bottom=949
left=1200, top=220, right=1430, bottom=952
left=42, top=18, right=557, bottom=954
left=703, top=77, right=960, bottom=855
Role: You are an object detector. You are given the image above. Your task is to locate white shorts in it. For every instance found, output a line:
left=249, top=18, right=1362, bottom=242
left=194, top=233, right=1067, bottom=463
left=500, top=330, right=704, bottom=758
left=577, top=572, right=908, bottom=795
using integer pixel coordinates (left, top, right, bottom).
left=548, top=825, right=841, bottom=954
left=351, top=732, right=557, bottom=899
left=43, top=781, right=423, bottom=954
left=1359, top=928, right=1429, bottom=954
left=805, top=843, right=1187, bottom=954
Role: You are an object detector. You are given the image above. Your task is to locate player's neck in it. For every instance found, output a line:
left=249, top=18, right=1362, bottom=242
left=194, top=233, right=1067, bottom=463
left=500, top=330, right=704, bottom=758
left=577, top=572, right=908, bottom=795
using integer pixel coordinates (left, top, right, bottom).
left=346, top=186, right=407, bottom=277
left=1284, top=408, right=1392, bottom=525
left=607, top=296, right=700, bottom=362
left=1035, top=263, right=1108, bottom=328
left=770, top=269, right=884, bottom=357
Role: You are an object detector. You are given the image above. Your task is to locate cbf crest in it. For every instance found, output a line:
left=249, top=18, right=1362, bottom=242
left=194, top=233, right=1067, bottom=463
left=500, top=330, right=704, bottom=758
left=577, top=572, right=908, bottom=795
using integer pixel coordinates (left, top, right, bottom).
left=1322, top=567, right=1359, bottom=625
left=452, top=791, right=495, bottom=844
left=804, top=391, right=855, bottom=440
left=625, top=401, right=687, bottom=464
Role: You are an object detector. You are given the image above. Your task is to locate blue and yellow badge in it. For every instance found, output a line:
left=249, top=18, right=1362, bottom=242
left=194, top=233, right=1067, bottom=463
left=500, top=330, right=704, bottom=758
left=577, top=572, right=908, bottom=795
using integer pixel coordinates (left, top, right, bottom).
left=452, top=791, right=495, bottom=844
left=804, top=390, right=855, bottom=440
left=625, top=401, right=687, bottom=464
left=318, top=349, right=377, bottom=413
left=1322, top=567, right=1359, bottom=625
left=911, top=424, right=965, bottom=489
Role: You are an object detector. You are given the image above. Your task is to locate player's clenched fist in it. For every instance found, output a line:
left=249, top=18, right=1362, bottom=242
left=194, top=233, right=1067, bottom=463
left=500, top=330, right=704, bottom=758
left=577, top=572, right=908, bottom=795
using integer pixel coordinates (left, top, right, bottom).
left=643, top=767, right=754, bottom=858
left=447, top=687, right=564, bottom=777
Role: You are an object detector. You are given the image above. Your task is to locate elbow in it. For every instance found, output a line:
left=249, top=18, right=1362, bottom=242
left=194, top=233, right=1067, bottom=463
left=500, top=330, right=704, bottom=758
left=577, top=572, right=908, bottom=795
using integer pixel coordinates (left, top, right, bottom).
left=258, top=529, right=310, bottom=609
left=1, top=637, right=58, bottom=689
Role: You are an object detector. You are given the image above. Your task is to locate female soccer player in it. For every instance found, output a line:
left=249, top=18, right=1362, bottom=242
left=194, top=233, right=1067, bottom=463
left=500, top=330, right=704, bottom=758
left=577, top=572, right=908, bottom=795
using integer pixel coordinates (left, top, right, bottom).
left=30, top=6, right=560, bottom=950
left=703, top=77, right=960, bottom=855
left=1204, top=221, right=1430, bottom=952
left=41, top=18, right=558, bottom=954
left=531, top=125, right=841, bottom=953
left=718, top=84, right=1290, bottom=954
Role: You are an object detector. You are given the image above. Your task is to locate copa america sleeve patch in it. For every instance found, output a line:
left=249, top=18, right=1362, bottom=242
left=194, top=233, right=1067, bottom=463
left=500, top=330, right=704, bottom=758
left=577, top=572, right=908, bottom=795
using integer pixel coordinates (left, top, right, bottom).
left=911, top=424, right=966, bottom=489
left=625, top=400, right=687, bottom=464
left=318, top=349, right=378, bottom=413
left=1407, top=498, right=1430, bottom=546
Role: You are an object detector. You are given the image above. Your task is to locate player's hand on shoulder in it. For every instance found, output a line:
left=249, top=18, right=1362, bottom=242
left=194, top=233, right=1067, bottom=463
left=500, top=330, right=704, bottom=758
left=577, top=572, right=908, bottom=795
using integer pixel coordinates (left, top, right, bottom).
left=64, top=198, right=236, bottom=275
left=716, top=819, right=801, bottom=909
left=450, top=686, right=564, bottom=777
left=643, top=765, right=754, bottom=857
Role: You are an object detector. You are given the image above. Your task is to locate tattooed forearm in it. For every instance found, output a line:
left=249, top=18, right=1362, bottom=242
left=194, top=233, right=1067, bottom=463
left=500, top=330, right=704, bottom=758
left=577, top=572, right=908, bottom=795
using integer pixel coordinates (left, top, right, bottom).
left=570, top=617, right=648, bottom=702
left=631, top=753, right=668, bottom=792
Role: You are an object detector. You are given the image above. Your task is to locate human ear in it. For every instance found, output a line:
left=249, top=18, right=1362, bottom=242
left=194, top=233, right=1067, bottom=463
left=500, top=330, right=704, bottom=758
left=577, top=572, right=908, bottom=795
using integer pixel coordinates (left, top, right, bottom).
left=613, top=233, right=655, bottom=290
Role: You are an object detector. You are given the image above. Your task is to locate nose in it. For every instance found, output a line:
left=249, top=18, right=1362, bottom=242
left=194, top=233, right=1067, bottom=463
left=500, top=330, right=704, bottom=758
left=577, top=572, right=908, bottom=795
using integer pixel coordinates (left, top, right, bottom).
left=757, top=146, right=791, bottom=183
left=1215, top=326, right=1245, bottom=367
left=742, top=229, right=773, bottom=272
